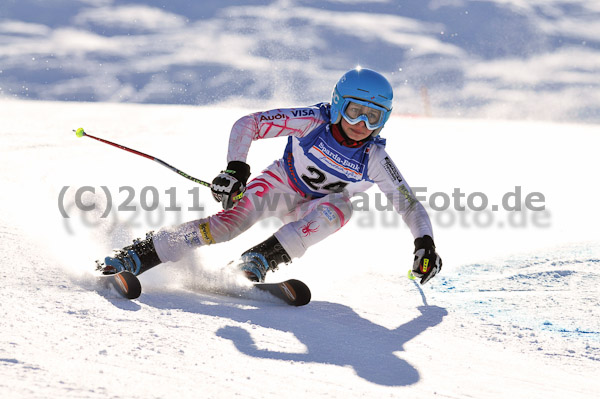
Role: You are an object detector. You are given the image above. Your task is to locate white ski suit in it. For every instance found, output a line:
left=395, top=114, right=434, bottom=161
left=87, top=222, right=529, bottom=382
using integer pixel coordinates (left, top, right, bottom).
left=152, top=103, right=433, bottom=264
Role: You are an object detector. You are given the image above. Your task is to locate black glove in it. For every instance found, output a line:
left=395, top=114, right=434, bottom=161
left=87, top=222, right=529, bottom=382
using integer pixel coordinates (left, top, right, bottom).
left=412, top=235, right=442, bottom=285
left=211, top=161, right=251, bottom=210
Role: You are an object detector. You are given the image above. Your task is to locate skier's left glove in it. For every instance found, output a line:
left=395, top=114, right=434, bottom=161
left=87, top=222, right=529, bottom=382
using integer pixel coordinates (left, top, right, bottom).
left=412, top=235, right=442, bottom=285
left=211, top=161, right=251, bottom=210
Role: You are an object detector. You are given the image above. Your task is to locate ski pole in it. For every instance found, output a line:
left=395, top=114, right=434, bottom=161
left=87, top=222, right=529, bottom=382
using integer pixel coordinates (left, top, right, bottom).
left=408, top=270, right=429, bottom=306
left=74, top=128, right=244, bottom=202
left=74, top=127, right=212, bottom=187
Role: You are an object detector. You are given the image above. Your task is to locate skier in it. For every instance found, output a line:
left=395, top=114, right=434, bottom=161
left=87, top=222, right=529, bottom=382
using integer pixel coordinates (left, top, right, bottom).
left=102, top=67, right=442, bottom=285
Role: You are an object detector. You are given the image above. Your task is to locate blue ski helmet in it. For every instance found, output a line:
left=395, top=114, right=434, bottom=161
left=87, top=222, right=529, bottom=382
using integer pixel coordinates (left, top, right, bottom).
left=331, top=67, right=393, bottom=136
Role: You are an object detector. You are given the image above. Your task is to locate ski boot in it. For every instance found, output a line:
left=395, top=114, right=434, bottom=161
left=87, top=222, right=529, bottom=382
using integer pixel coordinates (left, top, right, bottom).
left=239, top=235, right=291, bottom=282
left=98, top=232, right=162, bottom=276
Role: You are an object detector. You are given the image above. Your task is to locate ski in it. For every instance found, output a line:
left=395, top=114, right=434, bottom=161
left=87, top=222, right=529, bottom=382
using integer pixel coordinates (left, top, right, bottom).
left=94, top=259, right=308, bottom=304
left=98, top=270, right=142, bottom=300
left=254, top=279, right=311, bottom=306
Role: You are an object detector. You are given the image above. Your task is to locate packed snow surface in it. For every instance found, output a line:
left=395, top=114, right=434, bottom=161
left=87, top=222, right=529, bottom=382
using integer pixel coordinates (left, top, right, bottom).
left=0, top=99, right=598, bottom=398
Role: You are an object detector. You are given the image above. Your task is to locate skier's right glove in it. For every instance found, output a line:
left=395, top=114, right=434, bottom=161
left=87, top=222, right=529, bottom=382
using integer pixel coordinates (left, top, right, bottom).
left=412, top=235, right=442, bottom=285
left=211, top=161, right=251, bottom=210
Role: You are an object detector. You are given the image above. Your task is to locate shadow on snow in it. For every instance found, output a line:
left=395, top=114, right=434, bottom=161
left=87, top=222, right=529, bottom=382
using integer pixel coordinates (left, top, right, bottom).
left=137, top=289, right=447, bottom=387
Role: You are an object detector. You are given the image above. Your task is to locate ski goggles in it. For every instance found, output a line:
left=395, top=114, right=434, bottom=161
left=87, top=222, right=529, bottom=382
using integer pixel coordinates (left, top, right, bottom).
left=340, top=98, right=388, bottom=130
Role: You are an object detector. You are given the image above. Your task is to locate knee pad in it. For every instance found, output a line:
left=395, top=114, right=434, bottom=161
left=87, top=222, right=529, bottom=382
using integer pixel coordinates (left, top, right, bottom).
left=275, top=193, right=353, bottom=259
left=316, top=194, right=353, bottom=229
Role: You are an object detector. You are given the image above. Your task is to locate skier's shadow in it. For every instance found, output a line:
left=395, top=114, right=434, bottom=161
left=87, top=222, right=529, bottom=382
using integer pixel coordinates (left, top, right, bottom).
left=218, top=302, right=446, bottom=386
left=140, top=291, right=447, bottom=387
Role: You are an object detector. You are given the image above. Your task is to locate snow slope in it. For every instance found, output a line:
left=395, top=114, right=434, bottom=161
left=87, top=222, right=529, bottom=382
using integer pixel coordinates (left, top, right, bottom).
left=1, top=0, right=599, bottom=122
left=0, top=99, right=598, bottom=398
